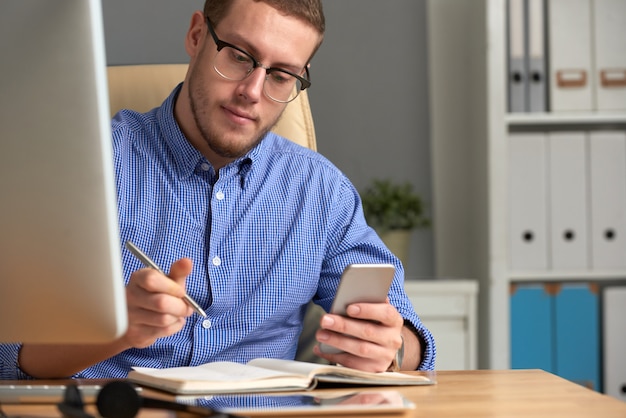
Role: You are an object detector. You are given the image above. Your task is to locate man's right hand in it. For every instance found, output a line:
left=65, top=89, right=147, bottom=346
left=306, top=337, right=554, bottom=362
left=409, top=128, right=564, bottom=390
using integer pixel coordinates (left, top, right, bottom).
left=18, top=258, right=195, bottom=378
left=123, top=257, right=194, bottom=348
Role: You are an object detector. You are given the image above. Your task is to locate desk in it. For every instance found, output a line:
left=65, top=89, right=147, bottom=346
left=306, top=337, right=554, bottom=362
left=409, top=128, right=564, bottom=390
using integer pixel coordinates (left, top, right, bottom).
left=2, top=370, right=625, bottom=417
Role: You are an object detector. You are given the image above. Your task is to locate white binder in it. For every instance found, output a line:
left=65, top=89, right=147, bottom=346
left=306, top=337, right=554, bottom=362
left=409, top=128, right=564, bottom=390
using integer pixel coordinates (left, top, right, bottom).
left=548, top=132, right=589, bottom=269
left=507, top=0, right=528, bottom=112
left=547, top=0, right=593, bottom=111
left=589, top=131, right=626, bottom=269
left=592, top=0, right=626, bottom=111
left=527, top=0, right=547, bottom=112
left=508, top=132, right=549, bottom=270
left=602, top=286, right=626, bottom=402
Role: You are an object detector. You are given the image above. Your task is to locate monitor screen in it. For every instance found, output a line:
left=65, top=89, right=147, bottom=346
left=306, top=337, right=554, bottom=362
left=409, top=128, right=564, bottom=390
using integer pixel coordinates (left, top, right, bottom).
left=0, top=0, right=128, bottom=343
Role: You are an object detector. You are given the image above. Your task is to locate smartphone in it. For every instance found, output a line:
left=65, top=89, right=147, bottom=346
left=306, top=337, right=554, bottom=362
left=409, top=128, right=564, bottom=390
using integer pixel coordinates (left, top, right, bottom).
left=319, top=263, right=395, bottom=354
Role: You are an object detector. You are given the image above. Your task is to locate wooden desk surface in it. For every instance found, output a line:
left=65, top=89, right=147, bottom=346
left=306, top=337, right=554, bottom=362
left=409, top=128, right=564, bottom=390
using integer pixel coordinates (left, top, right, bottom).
left=2, top=369, right=625, bottom=417
left=402, top=369, right=626, bottom=417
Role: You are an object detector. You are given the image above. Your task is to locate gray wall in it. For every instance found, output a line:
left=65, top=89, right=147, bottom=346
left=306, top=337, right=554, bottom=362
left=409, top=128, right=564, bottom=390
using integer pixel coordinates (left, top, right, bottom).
left=102, top=1, right=198, bottom=65
left=310, top=1, right=432, bottom=278
left=102, top=0, right=433, bottom=277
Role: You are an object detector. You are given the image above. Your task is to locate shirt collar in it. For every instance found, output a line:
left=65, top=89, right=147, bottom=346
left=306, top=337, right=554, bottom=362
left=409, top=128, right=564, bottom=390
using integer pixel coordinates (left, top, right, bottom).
left=155, top=83, right=278, bottom=186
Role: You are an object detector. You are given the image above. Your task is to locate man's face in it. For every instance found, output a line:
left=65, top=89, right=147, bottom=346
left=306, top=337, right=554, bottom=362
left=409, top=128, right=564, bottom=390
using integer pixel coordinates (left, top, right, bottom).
left=181, top=0, right=321, bottom=166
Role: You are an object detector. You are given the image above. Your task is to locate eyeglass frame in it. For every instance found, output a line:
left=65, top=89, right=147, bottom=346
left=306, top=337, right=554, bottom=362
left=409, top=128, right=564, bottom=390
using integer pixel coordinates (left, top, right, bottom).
left=205, top=17, right=311, bottom=103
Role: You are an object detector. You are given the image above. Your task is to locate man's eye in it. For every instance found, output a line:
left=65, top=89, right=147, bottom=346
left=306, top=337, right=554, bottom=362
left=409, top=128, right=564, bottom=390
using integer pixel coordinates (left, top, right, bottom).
left=270, top=71, right=291, bottom=84
left=229, top=48, right=252, bottom=64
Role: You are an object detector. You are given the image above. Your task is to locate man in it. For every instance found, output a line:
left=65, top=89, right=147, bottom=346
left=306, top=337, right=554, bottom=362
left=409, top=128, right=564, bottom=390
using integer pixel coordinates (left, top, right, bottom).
left=3, top=0, right=434, bottom=379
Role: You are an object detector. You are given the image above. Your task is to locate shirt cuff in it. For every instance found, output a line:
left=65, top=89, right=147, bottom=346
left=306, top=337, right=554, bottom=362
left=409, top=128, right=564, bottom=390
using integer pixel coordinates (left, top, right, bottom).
left=0, top=343, right=34, bottom=380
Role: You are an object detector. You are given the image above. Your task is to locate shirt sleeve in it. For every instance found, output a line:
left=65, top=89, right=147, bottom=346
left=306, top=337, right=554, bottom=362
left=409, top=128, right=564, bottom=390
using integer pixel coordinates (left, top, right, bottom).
left=0, top=343, right=34, bottom=379
left=318, top=176, right=437, bottom=371
left=405, top=317, right=436, bottom=371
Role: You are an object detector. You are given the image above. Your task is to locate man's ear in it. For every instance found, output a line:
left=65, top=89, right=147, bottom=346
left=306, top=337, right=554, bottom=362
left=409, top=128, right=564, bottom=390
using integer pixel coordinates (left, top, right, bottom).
left=185, top=11, right=207, bottom=58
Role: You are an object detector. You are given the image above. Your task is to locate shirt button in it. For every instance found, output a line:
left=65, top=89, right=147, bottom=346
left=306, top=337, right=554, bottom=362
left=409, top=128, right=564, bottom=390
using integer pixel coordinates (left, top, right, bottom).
left=215, top=191, right=225, bottom=200
left=212, top=256, right=221, bottom=266
left=200, top=162, right=211, bottom=171
left=201, top=319, right=212, bottom=329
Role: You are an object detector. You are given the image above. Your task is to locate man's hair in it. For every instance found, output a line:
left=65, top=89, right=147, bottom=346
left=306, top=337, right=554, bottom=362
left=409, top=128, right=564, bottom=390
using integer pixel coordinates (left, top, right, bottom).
left=204, top=0, right=325, bottom=54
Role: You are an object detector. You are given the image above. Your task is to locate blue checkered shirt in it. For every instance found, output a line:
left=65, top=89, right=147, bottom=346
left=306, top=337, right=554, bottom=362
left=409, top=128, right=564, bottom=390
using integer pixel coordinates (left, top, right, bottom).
left=0, top=86, right=435, bottom=379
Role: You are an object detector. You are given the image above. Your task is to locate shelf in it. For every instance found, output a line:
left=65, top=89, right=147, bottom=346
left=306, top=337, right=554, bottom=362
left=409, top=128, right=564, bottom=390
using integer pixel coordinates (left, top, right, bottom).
left=505, top=112, right=626, bottom=127
left=508, top=271, right=626, bottom=282
left=429, top=0, right=626, bottom=372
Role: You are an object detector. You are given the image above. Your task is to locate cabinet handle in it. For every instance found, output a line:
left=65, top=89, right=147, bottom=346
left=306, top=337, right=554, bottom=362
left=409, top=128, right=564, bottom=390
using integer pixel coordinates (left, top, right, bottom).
left=556, top=69, right=587, bottom=88
left=600, top=69, right=626, bottom=87
left=604, top=228, right=616, bottom=241
left=531, top=71, right=542, bottom=83
left=511, top=71, right=524, bottom=83
left=563, top=229, right=575, bottom=241
left=522, top=230, right=534, bottom=242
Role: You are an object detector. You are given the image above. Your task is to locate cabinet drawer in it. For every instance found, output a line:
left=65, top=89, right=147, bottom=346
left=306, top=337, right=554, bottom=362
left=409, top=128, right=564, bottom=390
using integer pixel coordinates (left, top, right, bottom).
left=409, top=294, right=469, bottom=318
left=423, top=318, right=468, bottom=370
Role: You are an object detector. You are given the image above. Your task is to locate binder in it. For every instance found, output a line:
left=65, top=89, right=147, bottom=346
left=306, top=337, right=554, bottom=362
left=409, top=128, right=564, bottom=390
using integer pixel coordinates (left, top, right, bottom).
left=548, top=132, right=589, bottom=269
left=508, top=132, right=549, bottom=270
left=527, top=0, right=547, bottom=112
left=547, top=0, right=593, bottom=111
left=510, top=283, right=554, bottom=372
left=602, top=285, right=626, bottom=401
left=592, top=0, right=626, bottom=110
left=589, top=131, right=626, bottom=269
left=507, top=0, right=528, bottom=112
left=511, top=282, right=601, bottom=391
left=554, top=283, right=600, bottom=391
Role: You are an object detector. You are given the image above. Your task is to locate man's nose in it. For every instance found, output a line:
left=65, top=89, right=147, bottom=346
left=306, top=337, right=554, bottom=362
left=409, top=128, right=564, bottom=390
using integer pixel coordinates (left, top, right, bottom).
left=237, top=67, right=266, bottom=101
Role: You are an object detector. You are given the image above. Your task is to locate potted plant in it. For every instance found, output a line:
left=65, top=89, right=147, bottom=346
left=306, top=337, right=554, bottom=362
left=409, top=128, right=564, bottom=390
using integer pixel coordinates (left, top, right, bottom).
left=361, top=179, right=430, bottom=266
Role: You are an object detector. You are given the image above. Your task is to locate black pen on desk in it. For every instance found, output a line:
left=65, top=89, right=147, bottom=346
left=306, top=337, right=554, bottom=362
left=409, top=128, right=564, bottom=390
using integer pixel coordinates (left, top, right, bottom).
left=125, top=240, right=207, bottom=317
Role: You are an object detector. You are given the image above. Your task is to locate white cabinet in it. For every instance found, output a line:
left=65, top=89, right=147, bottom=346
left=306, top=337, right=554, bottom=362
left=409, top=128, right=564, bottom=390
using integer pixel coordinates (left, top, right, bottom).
left=404, top=279, right=478, bottom=370
left=427, top=0, right=626, bottom=373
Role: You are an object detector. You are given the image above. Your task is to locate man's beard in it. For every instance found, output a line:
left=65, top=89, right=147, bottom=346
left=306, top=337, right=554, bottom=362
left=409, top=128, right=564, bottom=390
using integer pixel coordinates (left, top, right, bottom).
left=188, top=72, right=277, bottom=159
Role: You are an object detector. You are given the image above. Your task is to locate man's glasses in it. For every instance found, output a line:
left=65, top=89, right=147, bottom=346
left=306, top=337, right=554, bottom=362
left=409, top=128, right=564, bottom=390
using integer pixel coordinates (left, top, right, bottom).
left=206, top=17, right=311, bottom=103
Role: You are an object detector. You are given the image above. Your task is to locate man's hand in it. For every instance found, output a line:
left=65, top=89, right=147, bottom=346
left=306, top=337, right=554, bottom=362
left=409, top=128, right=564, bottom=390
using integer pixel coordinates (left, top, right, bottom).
left=313, top=301, right=409, bottom=372
left=123, top=258, right=194, bottom=348
left=18, top=258, right=196, bottom=378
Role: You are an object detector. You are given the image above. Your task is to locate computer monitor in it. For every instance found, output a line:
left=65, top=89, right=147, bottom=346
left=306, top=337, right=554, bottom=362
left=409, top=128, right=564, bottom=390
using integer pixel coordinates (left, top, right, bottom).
left=0, top=0, right=128, bottom=343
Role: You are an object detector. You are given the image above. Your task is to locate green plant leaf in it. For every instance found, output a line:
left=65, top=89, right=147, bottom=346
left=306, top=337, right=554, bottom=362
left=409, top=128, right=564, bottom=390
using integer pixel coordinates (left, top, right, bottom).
left=361, top=179, right=430, bottom=232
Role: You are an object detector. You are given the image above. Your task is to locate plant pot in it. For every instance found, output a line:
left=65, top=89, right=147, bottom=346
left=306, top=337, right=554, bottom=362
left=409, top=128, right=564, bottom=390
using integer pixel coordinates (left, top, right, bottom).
left=379, top=229, right=412, bottom=268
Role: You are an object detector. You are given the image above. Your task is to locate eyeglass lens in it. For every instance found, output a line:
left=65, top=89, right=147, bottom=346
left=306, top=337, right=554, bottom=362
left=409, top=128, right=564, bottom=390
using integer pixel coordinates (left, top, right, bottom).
left=214, top=46, right=303, bottom=103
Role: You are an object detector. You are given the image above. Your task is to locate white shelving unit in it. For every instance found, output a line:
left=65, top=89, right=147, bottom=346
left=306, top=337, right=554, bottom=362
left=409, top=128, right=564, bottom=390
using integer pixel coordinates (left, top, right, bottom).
left=427, top=0, right=626, bottom=370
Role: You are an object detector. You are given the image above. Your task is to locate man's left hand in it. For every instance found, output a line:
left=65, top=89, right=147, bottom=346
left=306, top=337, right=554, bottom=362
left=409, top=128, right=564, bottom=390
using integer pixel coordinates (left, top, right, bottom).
left=313, top=301, right=407, bottom=372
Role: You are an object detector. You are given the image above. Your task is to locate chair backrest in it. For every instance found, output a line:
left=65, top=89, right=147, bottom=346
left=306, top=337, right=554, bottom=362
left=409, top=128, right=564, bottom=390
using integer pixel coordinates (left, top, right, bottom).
left=107, top=64, right=316, bottom=151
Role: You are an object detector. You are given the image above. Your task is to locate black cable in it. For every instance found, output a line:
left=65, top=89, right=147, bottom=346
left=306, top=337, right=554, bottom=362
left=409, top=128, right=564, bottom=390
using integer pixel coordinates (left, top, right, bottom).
left=57, top=380, right=234, bottom=418
left=57, top=384, right=94, bottom=418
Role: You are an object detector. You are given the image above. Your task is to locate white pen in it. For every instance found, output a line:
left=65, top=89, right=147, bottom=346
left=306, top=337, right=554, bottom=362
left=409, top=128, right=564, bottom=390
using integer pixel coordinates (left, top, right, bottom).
left=125, top=240, right=207, bottom=317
